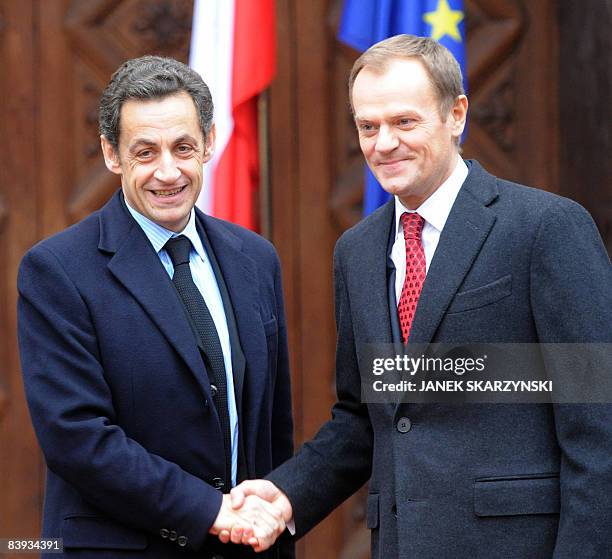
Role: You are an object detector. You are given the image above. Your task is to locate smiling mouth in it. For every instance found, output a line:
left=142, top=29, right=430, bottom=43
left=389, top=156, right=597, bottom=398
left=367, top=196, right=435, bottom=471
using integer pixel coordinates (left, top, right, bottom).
left=151, top=186, right=186, bottom=197
left=378, top=160, right=405, bottom=170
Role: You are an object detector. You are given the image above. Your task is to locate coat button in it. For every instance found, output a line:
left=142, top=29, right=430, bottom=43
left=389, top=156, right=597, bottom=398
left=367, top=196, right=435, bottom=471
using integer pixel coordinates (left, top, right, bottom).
left=169, top=530, right=177, bottom=541
left=212, top=477, right=225, bottom=490
left=177, top=535, right=188, bottom=547
left=160, top=528, right=169, bottom=538
left=210, top=384, right=218, bottom=397
left=397, top=417, right=412, bottom=433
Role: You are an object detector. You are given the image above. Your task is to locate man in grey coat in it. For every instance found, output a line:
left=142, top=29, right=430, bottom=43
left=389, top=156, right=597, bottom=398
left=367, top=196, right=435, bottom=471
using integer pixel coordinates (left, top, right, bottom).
left=226, top=34, right=612, bottom=558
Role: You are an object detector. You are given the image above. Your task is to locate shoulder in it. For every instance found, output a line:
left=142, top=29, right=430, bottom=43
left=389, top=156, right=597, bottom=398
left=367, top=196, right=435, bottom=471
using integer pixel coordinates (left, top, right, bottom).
left=21, top=210, right=103, bottom=271
left=335, top=200, right=393, bottom=256
left=199, top=211, right=281, bottom=265
left=464, top=160, right=596, bottom=231
left=494, top=178, right=596, bottom=235
left=499, top=179, right=579, bottom=210
left=17, top=211, right=107, bottom=303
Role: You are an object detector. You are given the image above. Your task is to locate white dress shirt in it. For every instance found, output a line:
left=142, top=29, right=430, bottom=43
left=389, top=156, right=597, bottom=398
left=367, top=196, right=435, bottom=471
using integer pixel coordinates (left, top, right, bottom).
left=391, top=156, right=469, bottom=304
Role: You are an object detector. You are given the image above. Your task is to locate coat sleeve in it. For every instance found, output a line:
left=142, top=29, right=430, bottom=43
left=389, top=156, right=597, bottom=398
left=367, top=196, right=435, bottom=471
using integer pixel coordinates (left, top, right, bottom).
left=269, top=252, right=296, bottom=559
left=270, top=252, right=294, bottom=469
left=17, top=245, right=222, bottom=551
left=529, top=198, right=612, bottom=557
left=266, top=238, right=373, bottom=538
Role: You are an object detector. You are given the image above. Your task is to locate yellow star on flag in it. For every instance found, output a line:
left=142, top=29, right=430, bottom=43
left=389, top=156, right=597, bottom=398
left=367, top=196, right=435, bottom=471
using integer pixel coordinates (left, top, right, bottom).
left=423, top=0, right=464, bottom=42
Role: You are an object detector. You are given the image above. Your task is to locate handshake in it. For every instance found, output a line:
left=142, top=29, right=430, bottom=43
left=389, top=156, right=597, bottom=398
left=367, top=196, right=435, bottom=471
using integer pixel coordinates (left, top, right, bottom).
left=209, top=480, right=293, bottom=552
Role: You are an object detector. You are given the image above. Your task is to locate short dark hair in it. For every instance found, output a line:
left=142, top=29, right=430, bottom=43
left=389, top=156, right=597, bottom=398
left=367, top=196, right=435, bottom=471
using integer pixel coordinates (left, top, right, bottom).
left=99, top=55, right=213, bottom=150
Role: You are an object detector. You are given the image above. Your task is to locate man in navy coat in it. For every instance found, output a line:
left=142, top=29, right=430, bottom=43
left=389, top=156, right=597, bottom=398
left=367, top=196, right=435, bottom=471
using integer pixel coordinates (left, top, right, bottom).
left=18, top=56, right=293, bottom=558
left=230, top=35, right=612, bottom=557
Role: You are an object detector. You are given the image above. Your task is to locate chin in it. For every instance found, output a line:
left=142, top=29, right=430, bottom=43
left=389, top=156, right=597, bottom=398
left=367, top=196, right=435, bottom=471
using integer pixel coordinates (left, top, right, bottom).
left=380, top=182, right=409, bottom=197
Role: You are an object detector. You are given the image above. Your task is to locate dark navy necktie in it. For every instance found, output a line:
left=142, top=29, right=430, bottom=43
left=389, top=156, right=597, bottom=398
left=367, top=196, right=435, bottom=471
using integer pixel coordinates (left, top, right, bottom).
left=164, top=235, right=231, bottom=488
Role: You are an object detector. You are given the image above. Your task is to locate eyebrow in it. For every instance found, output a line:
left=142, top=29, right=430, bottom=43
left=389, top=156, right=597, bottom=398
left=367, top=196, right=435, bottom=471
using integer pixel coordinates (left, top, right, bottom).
left=355, top=110, right=421, bottom=121
left=353, top=116, right=376, bottom=125
left=128, top=138, right=157, bottom=153
left=128, top=135, right=200, bottom=153
left=174, top=134, right=199, bottom=145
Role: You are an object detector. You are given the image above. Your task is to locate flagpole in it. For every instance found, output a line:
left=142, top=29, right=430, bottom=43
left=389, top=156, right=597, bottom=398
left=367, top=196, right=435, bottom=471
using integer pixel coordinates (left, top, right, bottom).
left=258, top=90, right=272, bottom=239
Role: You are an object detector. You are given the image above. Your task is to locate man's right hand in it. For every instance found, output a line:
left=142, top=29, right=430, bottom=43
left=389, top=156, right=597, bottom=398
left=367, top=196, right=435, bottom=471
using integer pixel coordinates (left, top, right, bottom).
left=216, top=480, right=293, bottom=547
left=210, top=492, right=286, bottom=552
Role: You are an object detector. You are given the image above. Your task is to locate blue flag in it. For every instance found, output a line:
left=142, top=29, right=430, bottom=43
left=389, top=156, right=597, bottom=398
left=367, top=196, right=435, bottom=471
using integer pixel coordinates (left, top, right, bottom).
left=338, top=0, right=466, bottom=215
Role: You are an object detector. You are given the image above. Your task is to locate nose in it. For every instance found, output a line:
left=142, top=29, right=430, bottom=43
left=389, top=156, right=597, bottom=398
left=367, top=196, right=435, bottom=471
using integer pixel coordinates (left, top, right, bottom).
left=154, top=151, right=181, bottom=183
left=375, top=125, right=399, bottom=153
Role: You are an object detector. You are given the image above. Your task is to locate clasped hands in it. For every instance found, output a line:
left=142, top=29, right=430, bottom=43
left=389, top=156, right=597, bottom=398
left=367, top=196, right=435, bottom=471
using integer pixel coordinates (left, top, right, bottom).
left=209, top=480, right=292, bottom=552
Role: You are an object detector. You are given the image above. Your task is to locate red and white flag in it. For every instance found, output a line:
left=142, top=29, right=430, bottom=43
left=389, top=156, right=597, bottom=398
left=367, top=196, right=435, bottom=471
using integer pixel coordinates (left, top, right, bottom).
left=190, top=0, right=276, bottom=231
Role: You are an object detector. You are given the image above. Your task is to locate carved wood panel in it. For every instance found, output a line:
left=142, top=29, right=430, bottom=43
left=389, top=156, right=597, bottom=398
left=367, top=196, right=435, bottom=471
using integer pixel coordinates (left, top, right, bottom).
left=0, top=0, right=7, bottom=440
left=0, top=0, right=195, bottom=554
left=0, top=1, right=43, bottom=553
left=558, top=0, right=612, bottom=256
left=0, top=2, right=7, bottom=432
left=62, top=0, right=194, bottom=226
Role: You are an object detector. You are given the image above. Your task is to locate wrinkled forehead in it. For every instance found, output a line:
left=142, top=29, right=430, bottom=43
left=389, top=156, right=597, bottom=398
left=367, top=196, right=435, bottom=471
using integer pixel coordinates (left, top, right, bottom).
left=356, top=56, right=434, bottom=87
left=352, top=56, right=438, bottom=104
left=119, top=92, right=198, bottom=122
left=352, top=58, right=438, bottom=108
left=117, top=92, right=203, bottom=146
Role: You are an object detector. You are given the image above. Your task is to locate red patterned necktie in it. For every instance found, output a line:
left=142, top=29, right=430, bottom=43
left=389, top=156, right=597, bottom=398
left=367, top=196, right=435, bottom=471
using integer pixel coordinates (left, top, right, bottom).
left=398, top=212, right=426, bottom=343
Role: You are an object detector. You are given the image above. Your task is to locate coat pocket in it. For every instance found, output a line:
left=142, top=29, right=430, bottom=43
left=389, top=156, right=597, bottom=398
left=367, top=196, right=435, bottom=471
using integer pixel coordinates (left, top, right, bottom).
left=447, top=274, right=512, bottom=314
left=62, top=515, right=148, bottom=550
left=474, top=473, right=560, bottom=517
left=366, top=493, right=380, bottom=559
left=263, top=316, right=278, bottom=378
left=263, top=316, right=278, bottom=337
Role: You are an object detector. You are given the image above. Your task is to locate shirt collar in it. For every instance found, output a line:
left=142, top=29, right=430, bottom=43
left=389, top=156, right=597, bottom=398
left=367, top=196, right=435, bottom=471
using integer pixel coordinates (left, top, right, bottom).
left=394, top=155, right=468, bottom=238
left=124, top=200, right=206, bottom=260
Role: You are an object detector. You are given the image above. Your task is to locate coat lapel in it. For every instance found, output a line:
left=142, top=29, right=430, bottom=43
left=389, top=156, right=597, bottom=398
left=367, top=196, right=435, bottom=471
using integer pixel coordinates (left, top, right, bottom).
left=98, top=192, right=212, bottom=399
left=198, top=212, right=268, bottom=469
left=408, top=161, right=499, bottom=344
left=351, top=200, right=396, bottom=344
left=194, top=215, right=247, bottom=425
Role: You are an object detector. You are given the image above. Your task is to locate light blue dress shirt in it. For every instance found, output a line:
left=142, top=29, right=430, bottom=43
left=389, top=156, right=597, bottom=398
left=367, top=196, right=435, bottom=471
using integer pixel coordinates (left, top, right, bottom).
left=125, top=201, right=238, bottom=487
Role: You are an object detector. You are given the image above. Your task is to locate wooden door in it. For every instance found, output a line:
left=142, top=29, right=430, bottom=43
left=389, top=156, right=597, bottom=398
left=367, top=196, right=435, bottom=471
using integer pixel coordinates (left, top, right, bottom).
left=0, top=1, right=43, bottom=549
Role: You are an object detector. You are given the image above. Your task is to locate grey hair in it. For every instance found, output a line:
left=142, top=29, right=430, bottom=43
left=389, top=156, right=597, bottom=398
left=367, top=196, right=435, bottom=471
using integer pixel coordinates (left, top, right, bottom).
left=99, top=55, right=213, bottom=150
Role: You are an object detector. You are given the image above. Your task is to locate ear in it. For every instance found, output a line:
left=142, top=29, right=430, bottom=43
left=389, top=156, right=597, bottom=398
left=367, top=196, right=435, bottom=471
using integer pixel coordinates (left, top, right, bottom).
left=100, top=135, right=122, bottom=175
left=202, top=123, right=216, bottom=164
left=449, top=95, right=468, bottom=140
